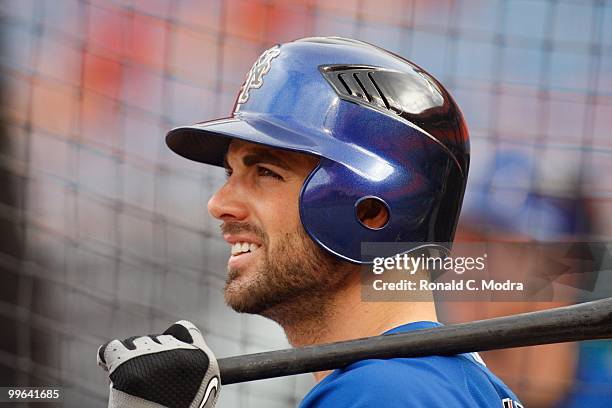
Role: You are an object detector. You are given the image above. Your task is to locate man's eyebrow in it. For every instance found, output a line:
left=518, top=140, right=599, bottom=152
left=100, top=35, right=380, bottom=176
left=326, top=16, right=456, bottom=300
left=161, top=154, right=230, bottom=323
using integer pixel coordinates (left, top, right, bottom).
left=242, top=150, right=290, bottom=169
left=223, top=148, right=293, bottom=170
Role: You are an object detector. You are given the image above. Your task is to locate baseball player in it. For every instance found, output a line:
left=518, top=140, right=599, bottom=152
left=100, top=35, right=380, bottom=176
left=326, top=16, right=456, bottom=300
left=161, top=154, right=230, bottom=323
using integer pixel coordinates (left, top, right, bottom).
left=97, top=37, right=522, bottom=407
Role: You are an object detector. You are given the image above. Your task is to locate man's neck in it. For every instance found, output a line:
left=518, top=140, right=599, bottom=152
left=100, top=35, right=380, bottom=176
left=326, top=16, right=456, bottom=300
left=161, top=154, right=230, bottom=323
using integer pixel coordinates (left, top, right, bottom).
left=276, top=272, right=438, bottom=383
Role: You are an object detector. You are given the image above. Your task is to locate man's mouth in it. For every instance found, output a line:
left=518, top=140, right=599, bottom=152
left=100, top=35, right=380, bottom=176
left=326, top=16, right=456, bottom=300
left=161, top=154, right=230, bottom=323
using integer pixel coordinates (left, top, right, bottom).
left=230, top=242, right=261, bottom=256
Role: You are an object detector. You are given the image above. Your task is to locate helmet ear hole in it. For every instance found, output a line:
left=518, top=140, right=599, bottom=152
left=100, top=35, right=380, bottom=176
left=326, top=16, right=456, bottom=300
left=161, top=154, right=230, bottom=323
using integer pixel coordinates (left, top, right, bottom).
left=355, top=197, right=390, bottom=230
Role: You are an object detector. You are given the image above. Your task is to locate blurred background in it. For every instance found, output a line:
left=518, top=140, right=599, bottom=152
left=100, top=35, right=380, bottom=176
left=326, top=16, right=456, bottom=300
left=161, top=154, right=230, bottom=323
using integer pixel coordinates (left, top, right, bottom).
left=0, top=0, right=611, bottom=407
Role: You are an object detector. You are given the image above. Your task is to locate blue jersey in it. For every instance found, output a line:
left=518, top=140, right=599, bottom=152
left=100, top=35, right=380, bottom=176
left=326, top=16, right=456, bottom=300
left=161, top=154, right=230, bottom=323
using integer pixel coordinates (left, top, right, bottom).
left=299, top=322, right=522, bottom=408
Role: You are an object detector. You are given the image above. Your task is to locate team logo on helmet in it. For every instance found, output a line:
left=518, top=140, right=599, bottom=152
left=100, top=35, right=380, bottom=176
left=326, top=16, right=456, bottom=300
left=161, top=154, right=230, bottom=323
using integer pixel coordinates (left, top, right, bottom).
left=236, top=45, right=281, bottom=108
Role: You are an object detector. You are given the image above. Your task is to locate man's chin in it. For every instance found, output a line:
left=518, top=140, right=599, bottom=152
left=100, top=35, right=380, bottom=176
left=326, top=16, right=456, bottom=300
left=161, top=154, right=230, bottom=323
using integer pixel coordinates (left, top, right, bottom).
left=224, top=287, right=267, bottom=315
left=224, top=273, right=264, bottom=314
left=224, top=275, right=293, bottom=316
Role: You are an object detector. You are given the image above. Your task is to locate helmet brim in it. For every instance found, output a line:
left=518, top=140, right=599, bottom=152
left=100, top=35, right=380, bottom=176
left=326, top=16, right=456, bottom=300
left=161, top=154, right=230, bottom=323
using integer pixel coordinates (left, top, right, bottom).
left=167, top=114, right=396, bottom=183
left=166, top=116, right=323, bottom=167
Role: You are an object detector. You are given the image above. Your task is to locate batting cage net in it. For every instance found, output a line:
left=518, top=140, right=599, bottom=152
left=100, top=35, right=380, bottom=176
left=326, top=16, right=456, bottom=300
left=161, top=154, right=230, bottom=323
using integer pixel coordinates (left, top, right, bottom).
left=0, top=0, right=611, bottom=407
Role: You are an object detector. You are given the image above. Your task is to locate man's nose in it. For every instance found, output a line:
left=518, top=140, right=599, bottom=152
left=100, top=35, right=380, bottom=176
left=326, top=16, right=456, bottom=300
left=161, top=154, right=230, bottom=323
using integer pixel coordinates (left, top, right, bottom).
left=207, top=181, right=248, bottom=222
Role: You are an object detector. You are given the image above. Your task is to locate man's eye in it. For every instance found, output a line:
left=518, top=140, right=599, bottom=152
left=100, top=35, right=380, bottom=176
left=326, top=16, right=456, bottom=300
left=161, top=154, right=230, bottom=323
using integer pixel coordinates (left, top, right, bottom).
left=257, top=166, right=282, bottom=180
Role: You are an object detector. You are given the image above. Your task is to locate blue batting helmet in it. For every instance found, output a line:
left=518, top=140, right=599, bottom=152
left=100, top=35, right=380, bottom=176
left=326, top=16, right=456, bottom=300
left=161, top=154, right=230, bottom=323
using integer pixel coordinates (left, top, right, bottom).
left=166, top=37, right=469, bottom=264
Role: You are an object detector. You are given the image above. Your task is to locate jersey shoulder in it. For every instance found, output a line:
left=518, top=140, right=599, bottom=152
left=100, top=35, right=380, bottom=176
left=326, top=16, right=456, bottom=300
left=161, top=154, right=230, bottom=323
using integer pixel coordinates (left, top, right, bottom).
left=300, top=354, right=519, bottom=408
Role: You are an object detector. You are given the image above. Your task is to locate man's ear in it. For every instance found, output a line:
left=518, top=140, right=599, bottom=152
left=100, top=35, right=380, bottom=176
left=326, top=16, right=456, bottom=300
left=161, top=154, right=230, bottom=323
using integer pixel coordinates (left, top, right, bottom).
left=356, top=198, right=389, bottom=229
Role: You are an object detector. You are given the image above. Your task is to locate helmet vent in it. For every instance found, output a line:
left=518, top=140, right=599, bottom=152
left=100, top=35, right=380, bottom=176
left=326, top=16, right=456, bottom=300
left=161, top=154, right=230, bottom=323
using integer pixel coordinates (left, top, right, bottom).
left=336, top=75, right=353, bottom=96
left=336, top=72, right=371, bottom=103
left=352, top=73, right=371, bottom=102
left=366, top=72, right=390, bottom=110
left=320, top=65, right=397, bottom=115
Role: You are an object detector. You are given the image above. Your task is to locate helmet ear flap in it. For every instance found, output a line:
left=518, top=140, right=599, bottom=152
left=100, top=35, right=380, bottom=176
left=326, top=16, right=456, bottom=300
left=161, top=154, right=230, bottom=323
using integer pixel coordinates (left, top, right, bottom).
left=299, top=159, right=399, bottom=264
left=299, top=138, right=462, bottom=264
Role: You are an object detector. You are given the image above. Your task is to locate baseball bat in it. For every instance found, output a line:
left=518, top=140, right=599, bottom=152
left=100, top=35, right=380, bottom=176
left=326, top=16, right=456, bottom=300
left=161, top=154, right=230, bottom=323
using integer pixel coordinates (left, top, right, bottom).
left=218, top=297, right=612, bottom=384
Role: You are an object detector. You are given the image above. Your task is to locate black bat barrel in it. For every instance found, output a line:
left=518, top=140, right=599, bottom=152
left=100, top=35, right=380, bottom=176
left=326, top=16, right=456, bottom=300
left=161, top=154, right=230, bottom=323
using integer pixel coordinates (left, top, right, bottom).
left=218, top=297, right=612, bottom=385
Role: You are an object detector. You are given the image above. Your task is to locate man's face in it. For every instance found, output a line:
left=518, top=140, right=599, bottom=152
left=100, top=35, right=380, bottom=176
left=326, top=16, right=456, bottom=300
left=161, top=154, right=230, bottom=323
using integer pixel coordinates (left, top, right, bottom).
left=207, top=140, right=348, bottom=317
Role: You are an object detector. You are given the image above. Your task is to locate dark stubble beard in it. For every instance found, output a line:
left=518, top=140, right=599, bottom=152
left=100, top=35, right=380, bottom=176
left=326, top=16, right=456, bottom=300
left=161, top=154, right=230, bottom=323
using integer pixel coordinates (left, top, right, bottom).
left=223, top=222, right=353, bottom=328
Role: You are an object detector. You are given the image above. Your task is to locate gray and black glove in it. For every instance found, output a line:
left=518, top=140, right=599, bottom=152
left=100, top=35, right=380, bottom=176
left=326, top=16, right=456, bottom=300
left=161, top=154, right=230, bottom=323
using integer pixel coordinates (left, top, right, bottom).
left=97, top=320, right=220, bottom=408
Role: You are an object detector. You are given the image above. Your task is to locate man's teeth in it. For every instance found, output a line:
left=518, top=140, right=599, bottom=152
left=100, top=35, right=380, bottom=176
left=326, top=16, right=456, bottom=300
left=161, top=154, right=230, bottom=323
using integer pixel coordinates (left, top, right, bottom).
left=231, top=242, right=261, bottom=255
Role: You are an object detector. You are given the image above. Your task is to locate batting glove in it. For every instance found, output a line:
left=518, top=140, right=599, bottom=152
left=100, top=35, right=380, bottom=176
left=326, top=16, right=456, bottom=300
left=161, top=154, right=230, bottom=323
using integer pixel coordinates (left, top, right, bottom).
left=97, top=320, right=220, bottom=408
